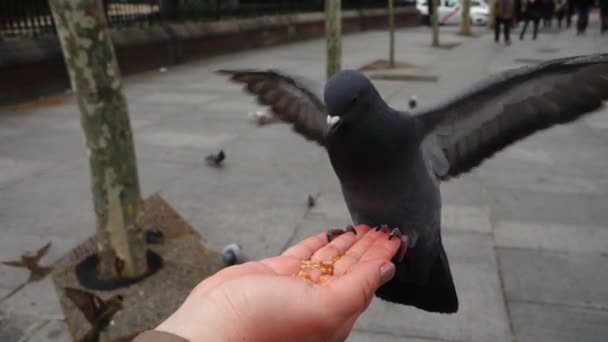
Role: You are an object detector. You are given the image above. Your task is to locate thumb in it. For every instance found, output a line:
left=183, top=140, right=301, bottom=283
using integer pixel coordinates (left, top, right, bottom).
left=327, top=259, right=396, bottom=316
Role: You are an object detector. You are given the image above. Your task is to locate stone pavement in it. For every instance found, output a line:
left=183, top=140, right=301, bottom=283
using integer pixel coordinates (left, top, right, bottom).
left=1, top=22, right=607, bottom=342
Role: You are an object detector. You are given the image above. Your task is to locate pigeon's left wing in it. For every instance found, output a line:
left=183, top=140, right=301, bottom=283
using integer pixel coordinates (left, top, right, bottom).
left=64, top=287, right=102, bottom=324
left=415, top=54, right=608, bottom=180
left=218, top=69, right=328, bottom=145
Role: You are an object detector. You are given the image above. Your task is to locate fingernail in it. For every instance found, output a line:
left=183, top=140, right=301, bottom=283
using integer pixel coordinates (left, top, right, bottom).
left=379, top=263, right=395, bottom=285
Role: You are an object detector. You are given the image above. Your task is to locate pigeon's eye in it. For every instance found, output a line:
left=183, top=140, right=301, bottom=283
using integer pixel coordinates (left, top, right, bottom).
left=351, top=96, right=358, bottom=104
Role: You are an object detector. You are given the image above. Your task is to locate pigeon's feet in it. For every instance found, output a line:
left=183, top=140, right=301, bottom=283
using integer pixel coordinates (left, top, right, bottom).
left=388, top=228, right=408, bottom=263
left=373, top=225, right=408, bottom=262
left=374, top=224, right=391, bottom=233
left=326, top=225, right=357, bottom=242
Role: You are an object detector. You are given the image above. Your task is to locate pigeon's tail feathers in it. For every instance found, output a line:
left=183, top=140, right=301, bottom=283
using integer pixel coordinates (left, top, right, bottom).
left=376, top=243, right=458, bottom=313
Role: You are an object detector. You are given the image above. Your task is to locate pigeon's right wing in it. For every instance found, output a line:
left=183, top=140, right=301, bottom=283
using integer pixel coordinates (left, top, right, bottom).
left=64, top=287, right=102, bottom=324
left=34, top=242, right=51, bottom=262
left=218, top=69, right=328, bottom=145
left=415, top=54, right=608, bottom=180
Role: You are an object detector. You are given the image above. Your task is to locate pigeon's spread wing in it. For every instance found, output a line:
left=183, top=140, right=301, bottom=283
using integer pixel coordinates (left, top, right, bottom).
left=34, top=242, right=51, bottom=262
left=416, top=54, right=608, bottom=180
left=1, top=260, right=26, bottom=268
left=218, top=69, right=328, bottom=145
left=64, top=287, right=101, bottom=324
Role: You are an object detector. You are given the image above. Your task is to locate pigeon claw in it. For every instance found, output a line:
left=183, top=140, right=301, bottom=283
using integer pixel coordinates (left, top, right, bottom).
left=345, top=225, right=357, bottom=235
left=327, top=225, right=358, bottom=242
left=396, top=234, right=409, bottom=263
left=388, top=227, right=401, bottom=240
left=376, top=224, right=390, bottom=233
left=326, top=229, right=346, bottom=242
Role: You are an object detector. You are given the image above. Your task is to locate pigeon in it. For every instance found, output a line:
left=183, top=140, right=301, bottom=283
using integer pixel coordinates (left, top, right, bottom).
left=218, top=54, right=608, bottom=313
left=205, top=150, right=225, bottom=167
left=64, top=287, right=124, bottom=342
left=222, top=243, right=244, bottom=266
left=409, top=95, right=418, bottom=109
left=248, top=108, right=279, bottom=125
left=2, top=242, right=53, bottom=282
left=144, top=225, right=164, bottom=244
left=307, top=192, right=320, bottom=208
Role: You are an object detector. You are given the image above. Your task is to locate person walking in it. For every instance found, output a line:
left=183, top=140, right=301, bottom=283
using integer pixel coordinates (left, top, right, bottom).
left=495, top=0, right=516, bottom=44
left=600, top=0, right=608, bottom=34
left=576, top=0, right=592, bottom=35
left=566, top=0, right=575, bottom=28
left=520, top=0, right=543, bottom=39
left=541, top=0, right=555, bottom=28
left=555, top=0, right=567, bottom=28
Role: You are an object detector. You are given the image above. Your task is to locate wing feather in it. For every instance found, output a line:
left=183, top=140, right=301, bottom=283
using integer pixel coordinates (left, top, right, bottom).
left=416, top=54, right=608, bottom=180
left=218, top=69, right=328, bottom=145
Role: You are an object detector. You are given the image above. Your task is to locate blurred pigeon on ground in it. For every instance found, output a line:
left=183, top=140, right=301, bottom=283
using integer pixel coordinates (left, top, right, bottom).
left=409, top=95, right=418, bottom=109
left=218, top=54, right=608, bottom=313
left=248, top=108, right=279, bottom=125
left=307, top=192, right=320, bottom=208
left=145, top=225, right=164, bottom=244
left=205, top=150, right=225, bottom=167
left=222, top=243, right=244, bottom=266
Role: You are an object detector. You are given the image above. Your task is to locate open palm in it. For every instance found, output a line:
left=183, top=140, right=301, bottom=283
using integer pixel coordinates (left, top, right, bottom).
left=156, top=225, right=401, bottom=342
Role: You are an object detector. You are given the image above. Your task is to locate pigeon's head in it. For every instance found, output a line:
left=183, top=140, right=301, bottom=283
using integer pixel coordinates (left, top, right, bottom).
left=324, top=70, right=379, bottom=133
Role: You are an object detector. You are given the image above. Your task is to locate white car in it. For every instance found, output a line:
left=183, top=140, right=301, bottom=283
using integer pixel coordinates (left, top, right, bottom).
left=416, top=0, right=490, bottom=26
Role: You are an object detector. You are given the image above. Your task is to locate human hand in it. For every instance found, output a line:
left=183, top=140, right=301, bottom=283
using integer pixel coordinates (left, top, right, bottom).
left=155, top=225, right=402, bottom=342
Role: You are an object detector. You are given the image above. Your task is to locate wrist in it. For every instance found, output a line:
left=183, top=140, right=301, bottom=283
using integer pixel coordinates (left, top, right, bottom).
left=155, top=292, right=242, bottom=342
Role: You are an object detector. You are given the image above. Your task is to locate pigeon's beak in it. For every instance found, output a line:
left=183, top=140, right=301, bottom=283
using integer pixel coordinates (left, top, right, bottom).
left=326, top=115, right=341, bottom=130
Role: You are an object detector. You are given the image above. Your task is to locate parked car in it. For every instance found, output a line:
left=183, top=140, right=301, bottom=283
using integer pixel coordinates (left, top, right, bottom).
left=416, top=0, right=489, bottom=26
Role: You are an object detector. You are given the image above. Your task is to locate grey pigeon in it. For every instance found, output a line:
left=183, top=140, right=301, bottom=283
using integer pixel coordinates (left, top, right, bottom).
left=222, top=243, right=244, bottom=266
left=218, top=54, right=608, bottom=313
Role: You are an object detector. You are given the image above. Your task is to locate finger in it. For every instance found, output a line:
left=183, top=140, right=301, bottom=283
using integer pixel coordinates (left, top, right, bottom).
left=358, top=230, right=401, bottom=264
left=281, top=232, right=328, bottom=260
left=309, top=229, right=359, bottom=264
left=310, top=225, right=372, bottom=263
left=323, top=259, right=396, bottom=316
left=333, top=228, right=400, bottom=276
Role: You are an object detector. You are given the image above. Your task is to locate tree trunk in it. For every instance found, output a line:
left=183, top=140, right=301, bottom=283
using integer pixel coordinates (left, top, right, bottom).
left=48, top=0, right=147, bottom=280
left=388, top=0, right=395, bottom=67
left=460, top=0, right=472, bottom=35
left=325, top=0, right=341, bottom=78
left=431, top=0, right=440, bottom=46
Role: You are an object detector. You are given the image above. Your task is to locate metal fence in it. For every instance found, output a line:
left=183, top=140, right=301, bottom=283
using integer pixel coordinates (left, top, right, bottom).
left=1, top=0, right=411, bottom=40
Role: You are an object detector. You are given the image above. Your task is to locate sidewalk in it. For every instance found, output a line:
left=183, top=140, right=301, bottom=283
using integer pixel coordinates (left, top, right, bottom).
left=1, top=23, right=607, bottom=341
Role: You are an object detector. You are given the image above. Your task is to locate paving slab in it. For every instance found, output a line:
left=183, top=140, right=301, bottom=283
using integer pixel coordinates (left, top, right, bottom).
left=0, top=313, right=46, bottom=342
left=495, top=221, right=608, bottom=254
left=510, top=302, right=608, bottom=342
left=497, top=248, right=608, bottom=309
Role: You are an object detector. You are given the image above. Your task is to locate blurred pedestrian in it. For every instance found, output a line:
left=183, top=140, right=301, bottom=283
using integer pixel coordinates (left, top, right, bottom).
left=555, top=0, right=567, bottom=28
left=495, top=0, right=516, bottom=44
left=600, top=0, right=608, bottom=34
left=520, top=0, right=543, bottom=39
left=576, top=0, right=592, bottom=35
left=542, top=0, right=555, bottom=28
left=566, top=0, right=575, bottom=28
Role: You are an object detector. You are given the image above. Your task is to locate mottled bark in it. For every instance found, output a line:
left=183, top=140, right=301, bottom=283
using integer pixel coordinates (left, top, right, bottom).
left=431, top=0, right=440, bottom=47
left=388, top=0, right=395, bottom=67
left=325, top=0, right=341, bottom=78
left=460, top=0, right=472, bottom=35
left=48, top=0, right=147, bottom=279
